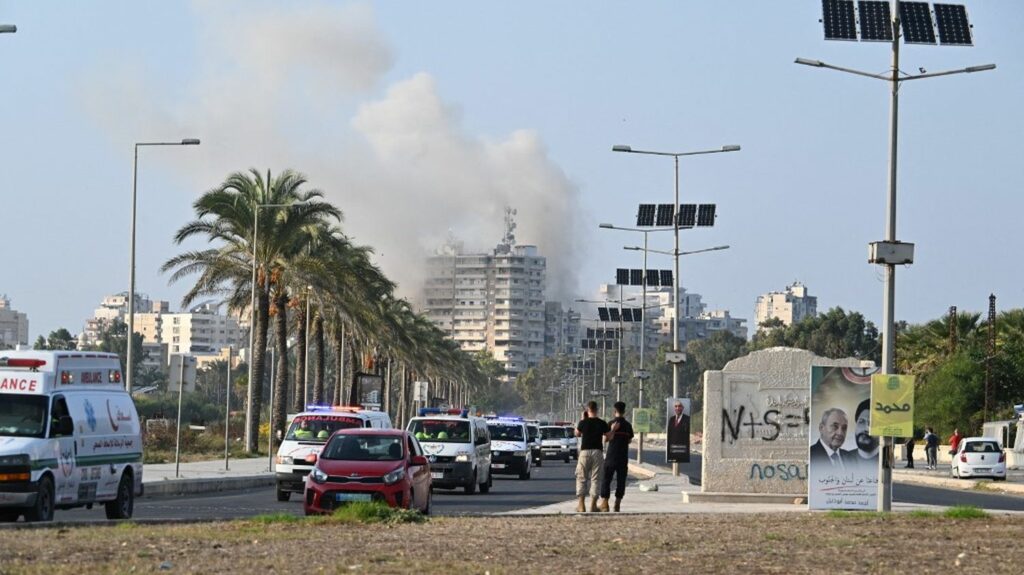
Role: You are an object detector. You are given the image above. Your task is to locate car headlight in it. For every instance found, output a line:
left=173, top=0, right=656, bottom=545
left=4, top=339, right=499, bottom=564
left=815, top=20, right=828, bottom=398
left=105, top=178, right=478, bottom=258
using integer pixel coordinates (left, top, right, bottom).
left=276, top=455, right=290, bottom=465
left=310, top=467, right=327, bottom=484
left=383, top=468, right=406, bottom=485
left=513, top=450, right=528, bottom=457
left=455, top=454, right=471, bottom=463
left=0, top=454, right=30, bottom=467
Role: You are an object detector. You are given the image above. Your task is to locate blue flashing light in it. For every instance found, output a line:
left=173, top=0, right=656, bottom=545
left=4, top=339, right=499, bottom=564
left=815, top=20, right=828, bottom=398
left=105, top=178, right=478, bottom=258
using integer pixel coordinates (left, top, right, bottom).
left=305, top=404, right=334, bottom=412
left=485, top=415, right=524, bottom=423
left=306, top=404, right=363, bottom=413
left=417, top=407, right=468, bottom=418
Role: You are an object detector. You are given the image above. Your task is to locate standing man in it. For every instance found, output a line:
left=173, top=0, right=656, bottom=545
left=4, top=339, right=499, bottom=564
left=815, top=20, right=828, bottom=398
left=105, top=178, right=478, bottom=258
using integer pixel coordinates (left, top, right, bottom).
left=666, top=400, right=691, bottom=463
left=923, top=426, right=939, bottom=470
left=948, top=428, right=963, bottom=457
left=575, top=401, right=611, bottom=513
left=599, top=401, right=634, bottom=512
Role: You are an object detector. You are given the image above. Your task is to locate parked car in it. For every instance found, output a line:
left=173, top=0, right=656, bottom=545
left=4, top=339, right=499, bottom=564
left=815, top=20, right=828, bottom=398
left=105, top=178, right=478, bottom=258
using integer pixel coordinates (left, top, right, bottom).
left=303, top=429, right=432, bottom=515
left=950, top=437, right=1007, bottom=481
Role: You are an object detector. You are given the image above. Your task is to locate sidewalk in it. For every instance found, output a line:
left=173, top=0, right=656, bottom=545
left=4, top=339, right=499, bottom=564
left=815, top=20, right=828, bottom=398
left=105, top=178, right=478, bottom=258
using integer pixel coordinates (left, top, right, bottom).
left=142, top=456, right=274, bottom=497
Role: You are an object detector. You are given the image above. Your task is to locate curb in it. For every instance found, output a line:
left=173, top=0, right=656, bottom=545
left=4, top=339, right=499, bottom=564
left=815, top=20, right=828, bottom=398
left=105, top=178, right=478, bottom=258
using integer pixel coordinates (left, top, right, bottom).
left=142, top=474, right=275, bottom=498
left=627, top=463, right=657, bottom=480
left=894, top=472, right=1024, bottom=496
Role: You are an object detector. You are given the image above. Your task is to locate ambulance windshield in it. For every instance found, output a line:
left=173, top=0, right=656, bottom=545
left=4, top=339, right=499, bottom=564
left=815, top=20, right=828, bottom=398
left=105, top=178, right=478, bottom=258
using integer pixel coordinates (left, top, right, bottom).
left=0, top=395, right=48, bottom=438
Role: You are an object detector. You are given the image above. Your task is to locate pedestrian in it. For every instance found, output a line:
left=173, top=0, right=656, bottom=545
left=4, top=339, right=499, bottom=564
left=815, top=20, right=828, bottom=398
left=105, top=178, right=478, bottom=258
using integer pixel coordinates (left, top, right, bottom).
left=948, top=428, right=963, bottom=456
left=599, top=401, right=634, bottom=512
left=575, top=400, right=611, bottom=512
left=904, top=435, right=916, bottom=469
left=924, top=427, right=939, bottom=470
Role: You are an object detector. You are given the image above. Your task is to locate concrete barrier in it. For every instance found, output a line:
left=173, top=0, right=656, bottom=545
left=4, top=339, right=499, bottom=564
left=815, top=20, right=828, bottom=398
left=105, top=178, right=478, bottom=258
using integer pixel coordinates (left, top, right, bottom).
left=142, top=474, right=275, bottom=498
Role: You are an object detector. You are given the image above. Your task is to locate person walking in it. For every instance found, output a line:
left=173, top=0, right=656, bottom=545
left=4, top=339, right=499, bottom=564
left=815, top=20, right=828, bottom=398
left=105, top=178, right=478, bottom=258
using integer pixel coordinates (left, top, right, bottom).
left=924, top=427, right=939, bottom=470
left=575, top=401, right=611, bottom=512
left=599, top=401, right=634, bottom=512
left=948, top=428, right=963, bottom=456
left=904, top=435, right=916, bottom=469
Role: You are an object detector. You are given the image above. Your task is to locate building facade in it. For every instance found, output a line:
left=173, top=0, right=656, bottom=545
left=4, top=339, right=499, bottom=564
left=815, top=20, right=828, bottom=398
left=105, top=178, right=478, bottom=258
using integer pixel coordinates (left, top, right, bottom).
left=755, top=282, right=818, bottom=327
left=0, top=295, right=29, bottom=349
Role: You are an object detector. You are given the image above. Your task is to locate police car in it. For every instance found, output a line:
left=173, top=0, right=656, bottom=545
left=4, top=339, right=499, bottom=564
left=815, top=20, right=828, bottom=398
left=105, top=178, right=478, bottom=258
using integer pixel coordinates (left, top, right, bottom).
left=407, top=408, right=492, bottom=494
left=486, top=416, right=533, bottom=480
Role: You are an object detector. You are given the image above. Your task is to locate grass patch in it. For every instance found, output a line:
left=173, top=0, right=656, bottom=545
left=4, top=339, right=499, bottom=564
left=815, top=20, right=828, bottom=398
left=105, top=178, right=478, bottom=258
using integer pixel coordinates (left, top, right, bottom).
left=906, top=510, right=939, bottom=519
left=971, top=481, right=993, bottom=492
left=314, top=501, right=426, bottom=525
left=764, top=533, right=783, bottom=541
left=250, top=512, right=304, bottom=524
left=943, top=505, right=988, bottom=519
left=825, top=510, right=892, bottom=520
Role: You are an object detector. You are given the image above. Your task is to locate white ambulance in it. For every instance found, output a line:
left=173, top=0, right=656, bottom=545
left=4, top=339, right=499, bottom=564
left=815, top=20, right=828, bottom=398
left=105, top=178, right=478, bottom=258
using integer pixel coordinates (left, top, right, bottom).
left=0, top=350, right=142, bottom=522
left=406, top=408, right=493, bottom=494
left=274, top=405, right=391, bottom=501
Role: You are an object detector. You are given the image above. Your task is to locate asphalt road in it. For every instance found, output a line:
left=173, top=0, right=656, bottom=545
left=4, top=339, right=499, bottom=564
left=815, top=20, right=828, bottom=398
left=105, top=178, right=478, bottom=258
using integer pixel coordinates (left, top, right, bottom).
left=48, top=457, right=582, bottom=523
left=632, top=447, right=1024, bottom=511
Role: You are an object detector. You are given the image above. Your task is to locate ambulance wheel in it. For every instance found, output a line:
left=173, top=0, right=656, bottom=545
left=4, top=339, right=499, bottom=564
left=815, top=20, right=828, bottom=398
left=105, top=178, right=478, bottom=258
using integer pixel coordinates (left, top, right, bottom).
left=0, top=510, right=20, bottom=522
left=479, top=472, right=491, bottom=494
left=105, top=472, right=134, bottom=519
left=25, top=475, right=54, bottom=522
left=464, top=471, right=477, bottom=495
left=563, top=454, right=570, bottom=463
left=519, top=468, right=531, bottom=480
left=276, top=489, right=291, bottom=502
left=535, top=457, right=542, bottom=467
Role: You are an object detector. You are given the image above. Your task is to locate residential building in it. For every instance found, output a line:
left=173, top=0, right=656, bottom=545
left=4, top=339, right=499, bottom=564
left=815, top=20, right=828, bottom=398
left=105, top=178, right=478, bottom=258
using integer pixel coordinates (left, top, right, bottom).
left=755, top=282, right=818, bottom=327
left=0, top=295, right=29, bottom=349
left=83, top=292, right=168, bottom=347
left=544, top=302, right=581, bottom=357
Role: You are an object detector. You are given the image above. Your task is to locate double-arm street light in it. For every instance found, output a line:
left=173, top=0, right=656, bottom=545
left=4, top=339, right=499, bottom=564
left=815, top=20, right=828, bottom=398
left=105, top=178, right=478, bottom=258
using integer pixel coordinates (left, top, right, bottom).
left=126, top=139, right=200, bottom=391
left=613, top=143, right=738, bottom=476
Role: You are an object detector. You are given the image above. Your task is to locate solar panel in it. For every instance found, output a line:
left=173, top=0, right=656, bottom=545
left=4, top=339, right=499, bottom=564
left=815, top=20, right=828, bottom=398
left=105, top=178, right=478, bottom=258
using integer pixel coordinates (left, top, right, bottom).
left=636, top=204, right=656, bottom=226
left=934, top=3, right=972, bottom=46
left=597, top=307, right=609, bottom=322
left=621, top=309, right=633, bottom=322
left=697, top=204, right=716, bottom=227
left=630, top=269, right=643, bottom=286
left=660, top=270, right=673, bottom=286
left=616, top=268, right=630, bottom=285
left=858, top=1, right=893, bottom=42
left=586, top=328, right=595, bottom=339
left=822, top=0, right=857, bottom=41
left=656, top=204, right=675, bottom=226
left=646, top=271, right=660, bottom=287
left=677, top=204, right=697, bottom=227
left=635, top=308, right=642, bottom=322
left=899, top=1, right=936, bottom=44
left=609, top=308, right=621, bottom=322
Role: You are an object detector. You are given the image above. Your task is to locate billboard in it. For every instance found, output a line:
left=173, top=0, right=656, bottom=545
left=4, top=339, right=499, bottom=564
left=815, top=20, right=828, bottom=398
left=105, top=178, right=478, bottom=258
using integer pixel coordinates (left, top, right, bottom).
left=356, top=372, right=384, bottom=410
left=808, top=366, right=879, bottom=510
left=665, top=397, right=691, bottom=463
left=870, top=374, right=915, bottom=438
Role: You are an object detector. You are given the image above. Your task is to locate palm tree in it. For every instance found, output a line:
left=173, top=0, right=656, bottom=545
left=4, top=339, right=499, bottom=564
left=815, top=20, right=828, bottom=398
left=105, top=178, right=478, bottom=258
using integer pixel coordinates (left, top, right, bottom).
left=163, top=168, right=339, bottom=452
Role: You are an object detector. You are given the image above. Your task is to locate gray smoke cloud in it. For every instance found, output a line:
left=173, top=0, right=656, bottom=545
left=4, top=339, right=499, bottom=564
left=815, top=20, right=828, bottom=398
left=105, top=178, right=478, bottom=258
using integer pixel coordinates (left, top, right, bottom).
left=79, top=1, right=583, bottom=305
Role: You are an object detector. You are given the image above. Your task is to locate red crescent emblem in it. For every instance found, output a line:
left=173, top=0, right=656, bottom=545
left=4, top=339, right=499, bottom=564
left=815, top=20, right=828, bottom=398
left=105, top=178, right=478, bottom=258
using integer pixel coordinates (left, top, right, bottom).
left=107, top=399, right=119, bottom=432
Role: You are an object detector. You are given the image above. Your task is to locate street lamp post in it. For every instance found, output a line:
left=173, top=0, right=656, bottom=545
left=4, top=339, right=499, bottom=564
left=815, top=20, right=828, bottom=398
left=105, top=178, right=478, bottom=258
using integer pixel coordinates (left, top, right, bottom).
left=797, top=2, right=995, bottom=511
left=613, top=143, right=739, bottom=475
left=304, top=285, right=313, bottom=406
left=577, top=295, right=636, bottom=405
left=126, top=139, right=200, bottom=392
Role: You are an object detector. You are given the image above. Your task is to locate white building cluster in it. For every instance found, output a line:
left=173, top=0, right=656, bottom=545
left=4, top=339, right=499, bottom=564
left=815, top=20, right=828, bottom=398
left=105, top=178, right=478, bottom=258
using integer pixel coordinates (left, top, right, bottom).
left=754, top=281, right=818, bottom=327
left=0, top=295, right=29, bottom=349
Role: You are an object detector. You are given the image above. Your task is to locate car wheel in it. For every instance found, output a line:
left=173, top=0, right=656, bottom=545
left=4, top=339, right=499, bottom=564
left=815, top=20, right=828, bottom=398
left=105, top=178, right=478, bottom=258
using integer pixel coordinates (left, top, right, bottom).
left=994, top=476, right=1006, bottom=482
left=479, top=472, right=491, bottom=493
left=536, top=456, right=542, bottom=468
left=519, top=468, right=531, bottom=480
left=276, top=489, right=291, bottom=502
left=25, top=475, right=54, bottom=522
left=105, top=472, right=135, bottom=520
left=422, top=491, right=432, bottom=515
left=563, top=454, right=570, bottom=463
left=464, top=471, right=478, bottom=495
left=0, top=510, right=20, bottom=522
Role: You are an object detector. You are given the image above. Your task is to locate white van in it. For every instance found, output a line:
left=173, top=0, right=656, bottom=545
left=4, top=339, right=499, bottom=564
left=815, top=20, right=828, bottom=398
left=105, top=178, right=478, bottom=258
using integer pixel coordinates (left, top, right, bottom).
left=274, top=405, right=391, bottom=501
left=407, top=408, right=492, bottom=494
left=0, top=351, right=142, bottom=522
left=486, top=416, right=534, bottom=480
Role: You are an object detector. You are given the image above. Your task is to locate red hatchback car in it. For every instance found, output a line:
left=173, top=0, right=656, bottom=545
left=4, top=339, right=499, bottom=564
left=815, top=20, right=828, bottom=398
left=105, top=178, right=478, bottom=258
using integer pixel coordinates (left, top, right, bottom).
left=304, top=429, right=432, bottom=515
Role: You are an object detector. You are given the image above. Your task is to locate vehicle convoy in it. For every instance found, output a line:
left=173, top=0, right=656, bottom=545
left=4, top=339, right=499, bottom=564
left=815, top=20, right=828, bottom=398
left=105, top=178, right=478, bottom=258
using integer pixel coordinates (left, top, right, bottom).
left=304, top=429, right=432, bottom=515
left=407, top=408, right=492, bottom=494
left=554, top=423, right=578, bottom=459
left=486, top=416, right=533, bottom=480
left=0, top=351, right=142, bottom=523
left=275, top=405, right=391, bottom=501
left=951, top=437, right=1007, bottom=480
left=540, top=425, right=571, bottom=462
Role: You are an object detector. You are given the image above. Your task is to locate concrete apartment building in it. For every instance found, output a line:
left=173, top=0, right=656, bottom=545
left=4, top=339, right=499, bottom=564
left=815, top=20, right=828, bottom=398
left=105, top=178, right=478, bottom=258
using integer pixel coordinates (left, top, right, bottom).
left=0, top=295, right=29, bottom=349
left=544, top=301, right=581, bottom=357
left=422, top=211, right=547, bottom=381
left=755, top=281, right=818, bottom=327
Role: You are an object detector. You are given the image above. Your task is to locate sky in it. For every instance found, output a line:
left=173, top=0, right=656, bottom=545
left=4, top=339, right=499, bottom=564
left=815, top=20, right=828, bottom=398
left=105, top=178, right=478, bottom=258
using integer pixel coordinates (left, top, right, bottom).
left=1, top=1, right=1022, bottom=341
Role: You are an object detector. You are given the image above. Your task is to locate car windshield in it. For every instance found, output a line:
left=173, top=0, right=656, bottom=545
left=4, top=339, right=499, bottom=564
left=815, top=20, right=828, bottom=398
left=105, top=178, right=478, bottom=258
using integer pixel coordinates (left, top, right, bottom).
left=965, top=441, right=1001, bottom=453
left=409, top=419, right=471, bottom=443
left=0, top=395, right=49, bottom=439
left=322, top=435, right=405, bottom=461
left=488, top=424, right=524, bottom=441
left=563, top=427, right=575, bottom=439
left=541, top=427, right=563, bottom=440
left=528, top=426, right=539, bottom=440
left=285, top=415, right=364, bottom=443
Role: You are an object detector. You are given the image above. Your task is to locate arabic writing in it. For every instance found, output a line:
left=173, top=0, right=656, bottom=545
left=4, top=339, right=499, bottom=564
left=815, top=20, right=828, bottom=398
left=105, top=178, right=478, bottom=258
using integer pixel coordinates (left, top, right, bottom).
left=874, top=402, right=911, bottom=414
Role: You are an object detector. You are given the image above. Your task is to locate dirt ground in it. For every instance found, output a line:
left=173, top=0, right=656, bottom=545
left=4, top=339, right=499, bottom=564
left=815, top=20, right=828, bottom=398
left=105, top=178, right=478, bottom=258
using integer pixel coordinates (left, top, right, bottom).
left=0, top=513, right=1019, bottom=574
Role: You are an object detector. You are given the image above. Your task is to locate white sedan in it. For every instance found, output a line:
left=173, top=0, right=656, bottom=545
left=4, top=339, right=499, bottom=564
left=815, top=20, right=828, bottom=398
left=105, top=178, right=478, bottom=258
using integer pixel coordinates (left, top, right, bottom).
left=951, top=437, right=1007, bottom=480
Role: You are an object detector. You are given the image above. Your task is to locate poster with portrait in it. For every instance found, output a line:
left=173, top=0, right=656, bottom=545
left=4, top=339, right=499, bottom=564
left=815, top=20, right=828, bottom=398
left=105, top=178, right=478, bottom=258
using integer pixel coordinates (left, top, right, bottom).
left=665, top=397, right=691, bottom=463
left=808, top=366, right=879, bottom=510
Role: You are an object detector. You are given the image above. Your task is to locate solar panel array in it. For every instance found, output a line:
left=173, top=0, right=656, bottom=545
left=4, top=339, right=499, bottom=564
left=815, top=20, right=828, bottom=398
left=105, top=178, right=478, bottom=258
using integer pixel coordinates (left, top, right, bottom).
left=660, top=270, right=674, bottom=286
left=616, top=268, right=630, bottom=285
left=697, top=204, right=716, bottom=227
left=633, top=203, right=716, bottom=227
left=677, top=204, right=697, bottom=227
left=630, top=269, right=644, bottom=286
left=596, top=307, right=642, bottom=323
left=615, top=268, right=672, bottom=286
left=820, top=0, right=971, bottom=46
left=581, top=339, right=615, bottom=350
left=636, top=204, right=656, bottom=226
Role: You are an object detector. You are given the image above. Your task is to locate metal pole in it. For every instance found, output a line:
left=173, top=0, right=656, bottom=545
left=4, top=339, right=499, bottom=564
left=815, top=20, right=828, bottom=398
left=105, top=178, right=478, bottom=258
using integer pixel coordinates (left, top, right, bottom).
left=174, top=355, right=186, bottom=478
left=268, top=345, right=275, bottom=472
left=245, top=204, right=259, bottom=453
left=126, top=145, right=139, bottom=392
left=878, top=0, right=901, bottom=513
left=638, top=231, right=650, bottom=465
left=304, top=289, right=312, bottom=406
left=616, top=286, right=623, bottom=401
left=225, top=347, right=231, bottom=471
left=672, top=156, right=681, bottom=477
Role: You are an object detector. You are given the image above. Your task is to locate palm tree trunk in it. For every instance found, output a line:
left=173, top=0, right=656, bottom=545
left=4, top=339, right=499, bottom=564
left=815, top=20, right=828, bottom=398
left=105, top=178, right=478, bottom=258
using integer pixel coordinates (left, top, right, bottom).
left=398, top=363, right=408, bottom=428
left=292, top=297, right=307, bottom=412
left=382, top=356, right=391, bottom=418
left=333, top=327, right=344, bottom=405
left=348, top=338, right=360, bottom=405
left=313, top=313, right=325, bottom=404
left=271, top=291, right=290, bottom=446
left=245, top=288, right=270, bottom=453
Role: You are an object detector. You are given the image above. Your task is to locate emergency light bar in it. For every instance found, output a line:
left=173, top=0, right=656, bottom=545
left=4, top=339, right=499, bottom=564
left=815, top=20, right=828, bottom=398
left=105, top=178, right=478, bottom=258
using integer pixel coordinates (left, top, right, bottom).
left=0, top=358, right=46, bottom=370
left=417, top=407, right=469, bottom=417
left=485, top=415, right=524, bottom=423
left=305, top=404, right=365, bottom=413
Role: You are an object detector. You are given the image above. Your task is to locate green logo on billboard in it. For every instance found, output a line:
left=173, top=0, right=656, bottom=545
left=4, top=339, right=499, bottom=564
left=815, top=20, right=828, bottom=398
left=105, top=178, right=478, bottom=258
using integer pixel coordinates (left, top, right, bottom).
left=887, top=376, right=900, bottom=391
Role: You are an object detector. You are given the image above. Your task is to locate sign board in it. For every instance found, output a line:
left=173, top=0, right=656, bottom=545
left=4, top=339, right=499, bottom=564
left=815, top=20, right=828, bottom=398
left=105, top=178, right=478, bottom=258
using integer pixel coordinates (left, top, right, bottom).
left=665, top=352, right=687, bottom=364
left=168, top=354, right=197, bottom=393
left=632, top=408, right=654, bottom=433
left=413, top=380, right=429, bottom=402
left=356, top=372, right=384, bottom=409
left=665, top=397, right=691, bottom=463
left=633, top=369, right=650, bottom=380
left=869, top=374, right=915, bottom=437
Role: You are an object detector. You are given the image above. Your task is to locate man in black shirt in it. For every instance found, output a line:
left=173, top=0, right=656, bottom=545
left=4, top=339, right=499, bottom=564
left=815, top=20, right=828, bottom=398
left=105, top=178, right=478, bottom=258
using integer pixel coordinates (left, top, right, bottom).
left=599, top=401, right=634, bottom=512
left=575, top=401, right=611, bottom=512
